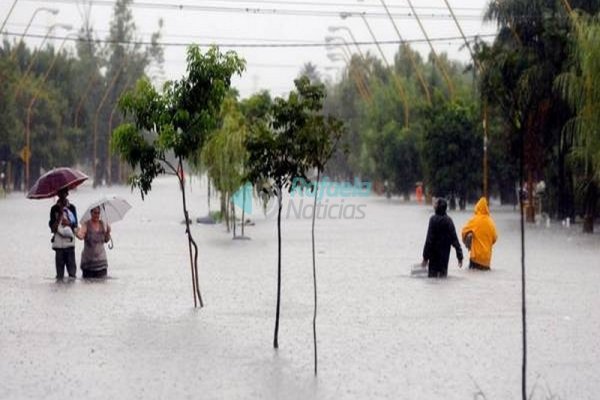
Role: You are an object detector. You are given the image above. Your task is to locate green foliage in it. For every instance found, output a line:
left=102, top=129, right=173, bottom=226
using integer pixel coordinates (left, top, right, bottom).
left=114, top=45, right=245, bottom=196
left=422, top=101, right=482, bottom=202
left=240, top=90, right=272, bottom=124
left=0, top=0, right=163, bottom=190
left=201, top=95, right=248, bottom=199
left=477, top=0, right=600, bottom=216
left=245, top=76, right=343, bottom=190
left=323, top=41, right=484, bottom=198
left=554, top=12, right=600, bottom=229
left=246, top=77, right=313, bottom=190
left=555, top=13, right=600, bottom=180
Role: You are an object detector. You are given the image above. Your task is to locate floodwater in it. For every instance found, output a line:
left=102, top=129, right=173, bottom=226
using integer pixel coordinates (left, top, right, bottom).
left=1, top=176, right=599, bottom=400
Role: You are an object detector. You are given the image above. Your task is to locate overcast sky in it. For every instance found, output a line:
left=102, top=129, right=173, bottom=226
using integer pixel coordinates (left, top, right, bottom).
left=2, top=0, right=498, bottom=98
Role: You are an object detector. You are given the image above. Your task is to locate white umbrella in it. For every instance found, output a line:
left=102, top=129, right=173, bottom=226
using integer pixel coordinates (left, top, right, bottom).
left=80, top=196, right=132, bottom=225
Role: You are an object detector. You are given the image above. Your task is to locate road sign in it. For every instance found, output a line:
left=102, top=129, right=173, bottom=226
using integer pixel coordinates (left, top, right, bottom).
left=20, top=146, right=31, bottom=162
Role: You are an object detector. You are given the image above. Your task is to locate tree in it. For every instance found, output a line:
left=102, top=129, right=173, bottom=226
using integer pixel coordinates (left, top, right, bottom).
left=555, top=12, right=600, bottom=232
left=113, top=45, right=245, bottom=307
left=245, top=78, right=316, bottom=349
left=201, top=94, right=248, bottom=237
left=422, top=101, right=481, bottom=209
left=298, top=62, right=322, bottom=84
left=294, top=76, right=345, bottom=375
left=95, top=0, right=163, bottom=187
left=479, top=0, right=600, bottom=220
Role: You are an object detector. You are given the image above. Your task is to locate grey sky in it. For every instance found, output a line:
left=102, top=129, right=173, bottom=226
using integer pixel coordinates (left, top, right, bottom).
left=2, top=0, right=498, bottom=98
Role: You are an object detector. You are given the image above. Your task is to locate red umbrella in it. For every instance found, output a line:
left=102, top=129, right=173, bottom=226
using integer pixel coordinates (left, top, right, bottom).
left=27, top=167, right=89, bottom=199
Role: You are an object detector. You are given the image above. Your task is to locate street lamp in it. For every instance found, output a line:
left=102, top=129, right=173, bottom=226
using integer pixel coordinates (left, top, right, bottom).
left=325, top=35, right=354, bottom=58
left=353, top=12, right=409, bottom=127
left=404, top=0, right=454, bottom=99
left=326, top=50, right=371, bottom=103
left=0, top=0, right=19, bottom=34
left=10, top=7, right=59, bottom=61
left=24, top=32, right=77, bottom=190
left=377, top=0, right=431, bottom=104
left=325, top=36, right=355, bottom=61
left=15, top=22, right=72, bottom=99
left=325, top=35, right=373, bottom=100
left=439, top=0, right=488, bottom=198
left=328, top=26, right=365, bottom=59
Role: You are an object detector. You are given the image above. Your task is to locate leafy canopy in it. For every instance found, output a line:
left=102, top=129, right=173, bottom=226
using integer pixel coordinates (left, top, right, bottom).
left=112, top=45, right=245, bottom=195
left=245, top=76, right=344, bottom=191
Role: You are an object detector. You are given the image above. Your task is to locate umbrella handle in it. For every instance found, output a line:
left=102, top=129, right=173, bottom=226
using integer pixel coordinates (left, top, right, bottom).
left=108, top=237, right=114, bottom=250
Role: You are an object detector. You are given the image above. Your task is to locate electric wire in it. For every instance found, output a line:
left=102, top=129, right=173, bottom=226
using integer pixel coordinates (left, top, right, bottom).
left=1, top=30, right=496, bottom=48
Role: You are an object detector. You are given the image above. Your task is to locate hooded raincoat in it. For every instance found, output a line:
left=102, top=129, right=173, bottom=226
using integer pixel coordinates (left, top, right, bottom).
left=461, top=197, right=498, bottom=268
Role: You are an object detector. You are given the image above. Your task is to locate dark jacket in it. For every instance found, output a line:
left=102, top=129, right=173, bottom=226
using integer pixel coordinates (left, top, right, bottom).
left=423, top=202, right=463, bottom=272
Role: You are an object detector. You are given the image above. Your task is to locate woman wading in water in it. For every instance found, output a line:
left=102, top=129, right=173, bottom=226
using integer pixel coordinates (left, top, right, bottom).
left=76, top=206, right=111, bottom=278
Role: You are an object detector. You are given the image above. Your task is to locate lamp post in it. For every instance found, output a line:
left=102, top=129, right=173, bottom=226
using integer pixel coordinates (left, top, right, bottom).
left=325, top=36, right=356, bottom=64
left=15, top=22, right=72, bottom=99
left=10, top=7, right=59, bottom=61
left=0, top=0, right=19, bottom=34
left=326, top=50, right=371, bottom=103
left=328, top=26, right=365, bottom=58
left=439, top=0, right=487, bottom=198
left=404, top=0, right=455, bottom=99
left=325, top=35, right=373, bottom=101
left=24, top=32, right=76, bottom=190
left=377, top=0, right=432, bottom=104
left=354, top=12, right=409, bottom=127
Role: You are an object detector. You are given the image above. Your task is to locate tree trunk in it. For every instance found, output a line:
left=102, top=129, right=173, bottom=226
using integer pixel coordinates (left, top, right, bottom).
left=224, top=193, right=230, bottom=232
left=526, top=170, right=535, bottom=223
left=241, top=185, right=246, bottom=237
left=582, top=181, right=597, bottom=234
left=178, top=158, right=203, bottom=308
left=519, top=127, right=527, bottom=400
left=311, top=170, right=321, bottom=375
left=273, top=191, right=283, bottom=349
left=459, top=196, right=466, bottom=211
left=232, top=199, right=237, bottom=238
left=207, top=178, right=211, bottom=214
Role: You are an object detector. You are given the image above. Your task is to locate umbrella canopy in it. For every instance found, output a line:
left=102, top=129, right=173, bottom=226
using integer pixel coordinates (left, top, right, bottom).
left=80, top=196, right=132, bottom=225
left=27, top=167, right=88, bottom=199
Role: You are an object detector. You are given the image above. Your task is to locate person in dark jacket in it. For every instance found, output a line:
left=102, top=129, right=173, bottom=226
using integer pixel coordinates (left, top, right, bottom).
left=49, top=188, right=78, bottom=279
left=422, top=198, right=463, bottom=278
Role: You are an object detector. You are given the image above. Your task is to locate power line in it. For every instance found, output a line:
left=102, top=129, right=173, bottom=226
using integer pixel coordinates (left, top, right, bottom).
left=18, top=0, right=485, bottom=20
left=3, top=21, right=320, bottom=44
left=1, top=30, right=497, bottom=48
left=185, top=0, right=484, bottom=12
left=22, top=0, right=483, bottom=13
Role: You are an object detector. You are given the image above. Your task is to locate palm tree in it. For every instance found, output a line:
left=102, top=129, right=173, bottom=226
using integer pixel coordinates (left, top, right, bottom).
left=555, top=12, right=600, bottom=233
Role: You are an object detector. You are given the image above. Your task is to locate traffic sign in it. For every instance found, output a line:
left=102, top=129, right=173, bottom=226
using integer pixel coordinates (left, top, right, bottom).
left=20, top=146, right=31, bottom=162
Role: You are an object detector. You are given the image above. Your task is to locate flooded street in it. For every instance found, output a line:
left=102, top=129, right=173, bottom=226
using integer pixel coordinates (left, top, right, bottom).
left=1, top=176, right=599, bottom=399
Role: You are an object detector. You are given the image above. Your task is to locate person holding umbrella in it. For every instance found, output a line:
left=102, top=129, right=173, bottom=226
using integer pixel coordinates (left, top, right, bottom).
left=76, top=196, right=131, bottom=278
left=76, top=206, right=111, bottom=278
left=28, top=167, right=89, bottom=279
left=49, top=188, right=78, bottom=279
